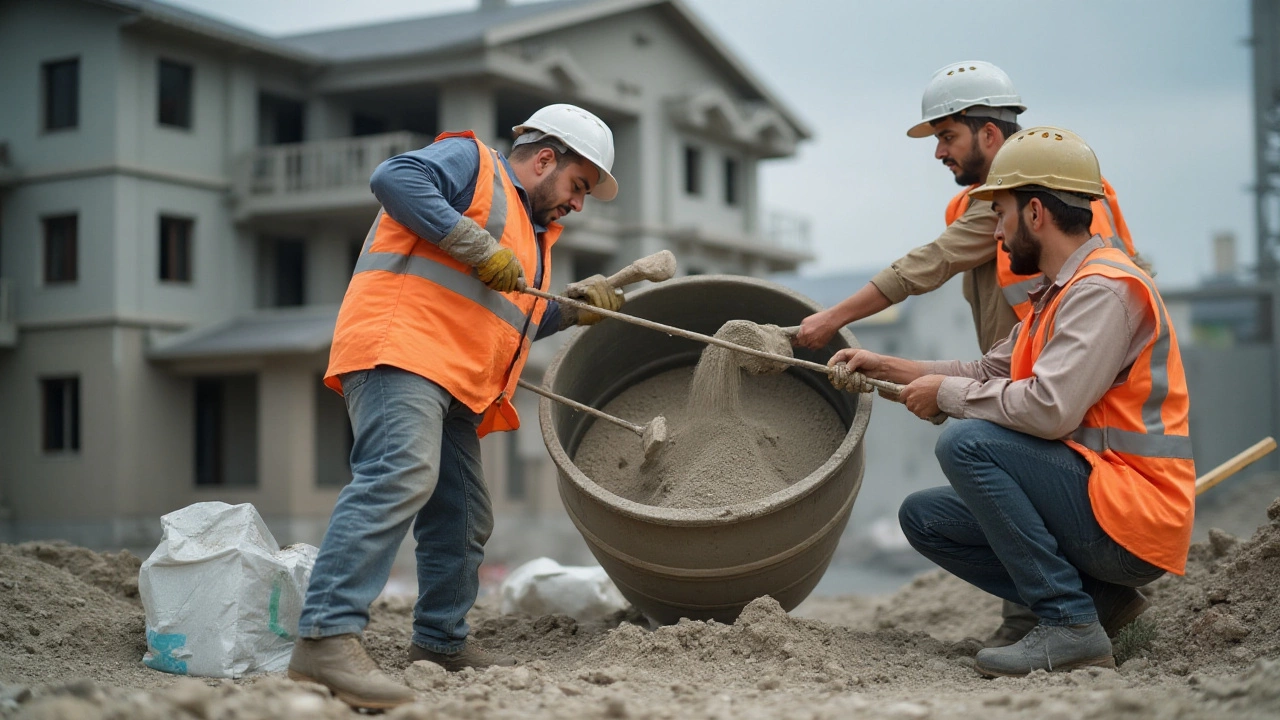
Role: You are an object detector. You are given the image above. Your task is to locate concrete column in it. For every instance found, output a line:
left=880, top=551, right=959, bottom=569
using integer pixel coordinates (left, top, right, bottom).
left=439, top=84, right=496, bottom=145
left=258, top=359, right=317, bottom=526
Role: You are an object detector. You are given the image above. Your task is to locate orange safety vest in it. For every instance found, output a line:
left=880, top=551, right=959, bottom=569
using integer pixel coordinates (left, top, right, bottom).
left=1010, top=247, right=1195, bottom=574
left=946, top=177, right=1137, bottom=321
left=325, top=131, right=560, bottom=437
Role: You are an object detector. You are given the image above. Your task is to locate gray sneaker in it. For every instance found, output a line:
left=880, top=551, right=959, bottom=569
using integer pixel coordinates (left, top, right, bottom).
left=287, top=634, right=416, bottom=710
left=408, top=642, right=517, bottom=672
left=974, top=621, right=1114, bottom=677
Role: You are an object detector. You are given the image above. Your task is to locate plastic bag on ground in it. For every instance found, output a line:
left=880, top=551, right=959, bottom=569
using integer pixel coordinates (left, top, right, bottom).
left=499, top=557, right=628, bottom=622
left=139, top=501, right=317, bottom=678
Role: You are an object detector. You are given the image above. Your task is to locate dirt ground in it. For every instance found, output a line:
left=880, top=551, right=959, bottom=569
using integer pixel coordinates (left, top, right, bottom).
left=3, top=499, right=1280, bottom=719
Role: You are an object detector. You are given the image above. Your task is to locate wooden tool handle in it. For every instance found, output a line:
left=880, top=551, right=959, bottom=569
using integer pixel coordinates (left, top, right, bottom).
left=1195, top=436, right=1277, bottom=496
left=521, top=286, right=948, bottom=425
left=517, top=379, right=644, bottom=436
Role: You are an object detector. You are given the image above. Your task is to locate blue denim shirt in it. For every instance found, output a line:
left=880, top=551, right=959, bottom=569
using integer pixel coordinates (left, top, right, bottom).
left=368, top=137, right=562, bottom=337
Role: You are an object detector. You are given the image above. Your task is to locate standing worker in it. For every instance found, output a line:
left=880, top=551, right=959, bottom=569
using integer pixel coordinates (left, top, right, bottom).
left=828, top=127, right=1194, bottom=676
left=796, top=60, right=1146, bottom=646
left=288, top=104, right=625, bottom=710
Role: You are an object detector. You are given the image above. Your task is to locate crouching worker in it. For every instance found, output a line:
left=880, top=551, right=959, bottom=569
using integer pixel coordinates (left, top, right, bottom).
left=288, top=104, right=623, bottom=709
left=827, top=127, right=1195, bottom=677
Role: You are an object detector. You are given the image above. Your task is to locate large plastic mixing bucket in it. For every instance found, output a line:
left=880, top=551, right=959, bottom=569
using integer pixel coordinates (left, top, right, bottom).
left=538, top=275, right=871, bottom=625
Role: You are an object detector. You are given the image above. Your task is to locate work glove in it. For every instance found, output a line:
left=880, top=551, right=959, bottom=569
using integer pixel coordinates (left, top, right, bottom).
left=560, top=274, right=624, bottom=327
left=830, top=363, right=873, bottom=394
left=439, top=216, right=526, bottom=292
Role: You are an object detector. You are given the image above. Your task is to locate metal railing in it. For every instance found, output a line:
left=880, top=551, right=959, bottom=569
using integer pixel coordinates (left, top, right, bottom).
left=763, top=210, right=812, bottom=253
left=236, top=132, right=432, bottom=199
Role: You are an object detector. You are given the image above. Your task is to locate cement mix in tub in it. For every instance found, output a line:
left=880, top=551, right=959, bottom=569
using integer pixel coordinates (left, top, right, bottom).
left=575, top=321, right=845, bottom=508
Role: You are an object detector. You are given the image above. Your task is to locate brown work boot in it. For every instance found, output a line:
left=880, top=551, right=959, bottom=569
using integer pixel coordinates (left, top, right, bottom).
left=1096, top=587, right=1151, bottom=638
left=287, top=634, right=416, bottom=710
left=407, top=642, right=517, bottom=672
left=982, top=600, right=1039, bottom=648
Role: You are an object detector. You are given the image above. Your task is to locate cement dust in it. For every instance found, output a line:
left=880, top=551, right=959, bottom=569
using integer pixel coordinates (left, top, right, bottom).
left=577, top=321, right=842, bottom=509
left=7, top=502, right=1280, bottom=718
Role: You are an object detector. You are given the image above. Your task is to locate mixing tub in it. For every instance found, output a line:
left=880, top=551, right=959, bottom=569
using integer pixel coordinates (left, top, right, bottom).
left=539, top=275, right=871, bottom=625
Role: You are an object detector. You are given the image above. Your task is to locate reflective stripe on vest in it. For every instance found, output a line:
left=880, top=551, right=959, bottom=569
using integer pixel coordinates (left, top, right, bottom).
left=946, top=177, right=1139, bottom=322
left=325, top=131, right=560, bottom=436
left=1009, top=247, right=1195, bottom=574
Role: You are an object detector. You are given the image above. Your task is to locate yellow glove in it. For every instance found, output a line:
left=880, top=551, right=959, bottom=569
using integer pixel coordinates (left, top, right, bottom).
left=475, top=247, right=524, bottom=293
left=565, top=274, right=624, bottom=325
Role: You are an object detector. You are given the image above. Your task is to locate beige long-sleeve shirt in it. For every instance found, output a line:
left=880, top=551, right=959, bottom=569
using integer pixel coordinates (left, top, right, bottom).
left=922, top=236, right=1157, bottom=440
left=869, top=197, right=1018, bottom=354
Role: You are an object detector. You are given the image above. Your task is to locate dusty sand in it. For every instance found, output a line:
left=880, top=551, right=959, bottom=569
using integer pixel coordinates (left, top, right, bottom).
left=575, top=366, right=845, bottom=508
left=4, top=499, right=1280, bottom=718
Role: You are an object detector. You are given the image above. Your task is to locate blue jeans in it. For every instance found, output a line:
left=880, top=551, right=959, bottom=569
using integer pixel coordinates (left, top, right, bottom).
left=899, top=420, right=1164, bottom=626
left=298, top=366, right=493, bottom=654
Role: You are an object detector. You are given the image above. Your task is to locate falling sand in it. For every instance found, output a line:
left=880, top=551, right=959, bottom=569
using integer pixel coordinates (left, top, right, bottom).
left=576, top=321, right=844, bottom=509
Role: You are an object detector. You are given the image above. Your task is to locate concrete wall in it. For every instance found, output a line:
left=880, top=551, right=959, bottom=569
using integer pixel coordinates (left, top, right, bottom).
left=0, top=0, right=123, bottom=175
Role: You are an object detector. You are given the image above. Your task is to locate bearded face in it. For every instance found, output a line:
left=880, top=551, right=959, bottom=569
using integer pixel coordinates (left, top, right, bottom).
left=1002, top=210, right=1043, bottom=276
left=951, top=134, right=987, bottom=187
left=528, top=163, right=570, bottom=227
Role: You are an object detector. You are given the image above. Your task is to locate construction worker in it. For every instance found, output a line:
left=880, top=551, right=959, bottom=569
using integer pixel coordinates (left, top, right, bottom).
left=827, top=128, right=1195, bottom=677
left=288, top=104, right=624, bottom=709
left=796, top=60, right=1145, bottom=647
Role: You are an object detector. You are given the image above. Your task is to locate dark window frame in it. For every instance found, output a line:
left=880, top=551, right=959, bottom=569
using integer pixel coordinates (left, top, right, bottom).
left=42, top=57, right=80, bottom=132
left=724, top=156, right=740, bottom=206
left=41, top=376, right=81, bottom=453
left=157, top=58, right=194, bottom=129
left=273, top=238, right=306, bottom=307
left=42, top=214, right=78, bottom=285
left=158, top=215, right=194, bottom=283
left=684, top=145, right=703, bottom=197
left=194, top=378, right=223, bottom=486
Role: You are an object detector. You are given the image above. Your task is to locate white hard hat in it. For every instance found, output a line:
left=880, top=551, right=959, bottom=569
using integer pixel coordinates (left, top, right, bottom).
left=906, top=61, right=1027, bottom=139
left=512, top=104, right=618, bottom=201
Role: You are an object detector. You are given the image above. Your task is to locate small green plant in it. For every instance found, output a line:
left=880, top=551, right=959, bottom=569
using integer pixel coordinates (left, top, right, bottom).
left=1113, top=616, right=1158, bottom=665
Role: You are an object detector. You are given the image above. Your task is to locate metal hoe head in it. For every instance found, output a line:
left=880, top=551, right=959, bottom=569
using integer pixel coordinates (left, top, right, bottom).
left=641, top=415, right=669, bottom=464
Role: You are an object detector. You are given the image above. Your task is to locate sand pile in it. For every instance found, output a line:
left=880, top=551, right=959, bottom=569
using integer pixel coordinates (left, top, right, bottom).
left=577, top=321, right=843, bottom=509
left=8, top=503, right=1280, bottom=719
left=1143, top=496, right=1280, bottom=674
left=0, top=544, right=147, bottom=689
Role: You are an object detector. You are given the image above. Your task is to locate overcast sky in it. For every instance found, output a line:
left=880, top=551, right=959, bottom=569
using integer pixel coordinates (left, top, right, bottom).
left=163, top=0, right=1255, bottom=288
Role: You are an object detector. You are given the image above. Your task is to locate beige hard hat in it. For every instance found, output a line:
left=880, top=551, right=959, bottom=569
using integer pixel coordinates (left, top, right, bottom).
left=512, top=104, right=618, bottom=201
left=969, top=127, right=1103, bottom=207
left=907, top=60, right=1026, bottom=138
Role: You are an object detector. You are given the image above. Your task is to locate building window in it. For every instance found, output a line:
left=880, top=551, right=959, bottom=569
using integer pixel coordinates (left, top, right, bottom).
left=195, top=376, right=258, bottom=487
left=159, top=216, right=193, bottom=283
left=274, top=239, right=306, bottom=306
left=724, top=157, right=740, bottom=206
left=43, top=58, right=79, bottom=131
left=42, top=377, right=81, bottom=453
left=194, top=379, right=223, bottom=486
left=43, top=214, right=78, bottom=284
left=352, top=113, right=389, bottom=137
left=684, top=145, right=702, bottom=196
left=157, top=59, right=193, bottom=129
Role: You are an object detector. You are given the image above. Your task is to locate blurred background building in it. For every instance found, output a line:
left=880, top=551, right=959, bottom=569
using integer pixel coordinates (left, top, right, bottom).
left=0, top=0, right=812, bottom=555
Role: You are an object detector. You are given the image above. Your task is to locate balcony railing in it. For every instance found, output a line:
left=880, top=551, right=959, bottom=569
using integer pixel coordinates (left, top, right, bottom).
left=234, top=132, right=431, bottom=213
left=763, top=211, right=812, bottom=253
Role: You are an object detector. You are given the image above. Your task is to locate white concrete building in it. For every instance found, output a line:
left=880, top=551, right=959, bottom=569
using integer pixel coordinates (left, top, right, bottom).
left=0, top=0, right=812, bottom=557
